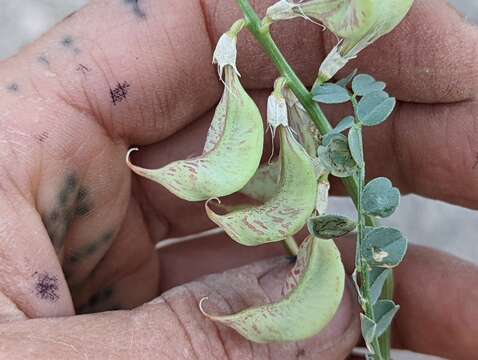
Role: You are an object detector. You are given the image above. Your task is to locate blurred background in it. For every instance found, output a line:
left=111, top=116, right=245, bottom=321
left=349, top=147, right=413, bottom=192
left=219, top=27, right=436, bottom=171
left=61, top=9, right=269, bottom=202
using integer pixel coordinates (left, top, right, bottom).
left=0, top=1, right=476, bottom=359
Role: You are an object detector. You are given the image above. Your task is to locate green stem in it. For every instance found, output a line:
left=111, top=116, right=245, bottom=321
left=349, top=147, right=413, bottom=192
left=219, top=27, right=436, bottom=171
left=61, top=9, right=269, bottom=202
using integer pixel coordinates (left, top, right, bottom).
left=236, top=0, right=393, bottom=358
left=357, top=159, right=383, bottom=360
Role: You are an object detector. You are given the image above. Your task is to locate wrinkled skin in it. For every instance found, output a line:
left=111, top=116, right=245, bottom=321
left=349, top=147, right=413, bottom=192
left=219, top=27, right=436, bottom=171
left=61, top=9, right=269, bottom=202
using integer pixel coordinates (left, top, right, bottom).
left=0, top=0, right=477, bottom=359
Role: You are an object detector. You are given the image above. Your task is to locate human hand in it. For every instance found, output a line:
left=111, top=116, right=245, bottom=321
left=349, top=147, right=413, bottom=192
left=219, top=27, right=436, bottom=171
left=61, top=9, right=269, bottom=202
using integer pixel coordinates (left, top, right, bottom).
left=0, top=0, right=477, bottom=358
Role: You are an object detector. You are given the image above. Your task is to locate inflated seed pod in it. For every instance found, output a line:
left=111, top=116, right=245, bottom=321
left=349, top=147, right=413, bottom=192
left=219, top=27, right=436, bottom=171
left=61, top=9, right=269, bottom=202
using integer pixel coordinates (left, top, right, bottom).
left=319, top=0, right=414, bottom=82
left=240, top=160, right=281, bottom=203
left=266, top=0, right=414, bottom=82
left=206, top=126, right=316, bottom=246
left=283, top=88, right=319, bottom=157
left=127, top=69, right=264, bottom=201
left=200, top=236, right=345, bottom=343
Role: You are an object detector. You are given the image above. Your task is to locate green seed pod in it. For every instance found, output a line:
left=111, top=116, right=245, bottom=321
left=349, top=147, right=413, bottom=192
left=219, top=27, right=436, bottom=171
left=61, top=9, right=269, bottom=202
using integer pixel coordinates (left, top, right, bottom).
left=318, top=0, right=414, bottom=82
left=127, top=65, right=264, bottom=201
left=200, top=236, right=345, bottom=343
left=284, top=88, right=320, bottom=157
left=207, top=126, right=316, bottom=246
left=266, top=0, right=414, bottom=82
left=240, top=160, right=281, bottom=203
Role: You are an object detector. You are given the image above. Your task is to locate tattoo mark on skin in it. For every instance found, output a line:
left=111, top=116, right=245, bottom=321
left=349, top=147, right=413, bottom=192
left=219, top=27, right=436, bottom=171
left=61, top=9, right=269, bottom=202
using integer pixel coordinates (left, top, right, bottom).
left=33, top=272, right=59, bottom=302
left=61, top=36, right=80, bottom=54
left=124, top=0, right=146, bottom=19
left=35, top=131, right=49, bottom=143
left=76, top=64, right=90, bottom=76
left=61, top=36, right=74, bottom=48
left=65, top=231, right=114, bottom=265
left=7, top=83, right=19, bottom=92
left=110, top=81, right=130, bottom=105
left=42, top=174, right=94, bottom=251
left=37, top=55, right=50, bottom=66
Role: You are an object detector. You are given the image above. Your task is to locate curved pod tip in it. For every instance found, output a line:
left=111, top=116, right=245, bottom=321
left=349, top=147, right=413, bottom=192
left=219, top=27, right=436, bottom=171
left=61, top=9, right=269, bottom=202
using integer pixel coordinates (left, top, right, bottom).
left=199, top=237, right=346, bottom=343
left=125, top=67, right=264, bottom=202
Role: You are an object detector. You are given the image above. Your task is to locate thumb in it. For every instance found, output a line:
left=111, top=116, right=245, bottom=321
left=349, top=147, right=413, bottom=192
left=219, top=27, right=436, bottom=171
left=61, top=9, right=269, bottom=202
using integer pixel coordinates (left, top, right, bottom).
left=0, top=257, right=359, bottom=359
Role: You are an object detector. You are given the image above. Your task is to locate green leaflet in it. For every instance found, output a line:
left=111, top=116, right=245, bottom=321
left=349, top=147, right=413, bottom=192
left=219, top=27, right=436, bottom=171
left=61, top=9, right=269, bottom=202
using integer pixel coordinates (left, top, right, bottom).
left=127, top=66, right=264, bottom=201
left=307, top=214, right=356, bottom=239
left=348, top=124, right=364, bottom=167
left=207, top=126, right=317, bottom=246
left=361, top=227, right=408, bottom=268
left=362, top=177, right=400, bottom=218
left=312, top=83, right=351, bottom=104
left=200, top=237, right=345, bottom=342
left=352, top=74, right=386, bottom=96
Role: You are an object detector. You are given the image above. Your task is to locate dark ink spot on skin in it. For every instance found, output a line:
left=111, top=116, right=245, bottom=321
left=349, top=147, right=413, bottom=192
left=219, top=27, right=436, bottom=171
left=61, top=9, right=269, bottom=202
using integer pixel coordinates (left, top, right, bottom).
left=76, top=64, right=90, bottom=76
left=110, top=81, right=130, bottom=105
left=66, top=174, right=78, bottom=191
left=7, top=83, right=19, bottom=92
left=296, top=349, right=306, bottom=358
left=75, top=204, right=90, bottom=217
left=75, top=186, right=92, bottom=216
left=65, top=231, right=114, bottom=265
left=124, top=0, right=146, bottom=19
left=38, top=56, right=49, bottom=66
left=33, top=272, right=59, bottom=302
left=35, top=131, right=49, bottom=143
left=43, top=173, right=83, bottom=250
left=61, top=36, right=74, bottom=47
left=286, top=255, right=297, bottom=264
left=77, top=187, right=88, bottom=201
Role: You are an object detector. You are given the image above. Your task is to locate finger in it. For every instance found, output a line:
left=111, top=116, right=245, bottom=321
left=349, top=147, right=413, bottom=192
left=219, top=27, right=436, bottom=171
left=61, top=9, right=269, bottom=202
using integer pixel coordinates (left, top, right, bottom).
left=0, top=257, right=360, bottom=360
left=1, top=0, right=476, bottom=146
left=0, top=181, right=74, bottom=318
left=159, top=231, right=478, bottom=359
left=336, top=240, right=478, bottom=359
left=67, top=197, right=159, bottom=314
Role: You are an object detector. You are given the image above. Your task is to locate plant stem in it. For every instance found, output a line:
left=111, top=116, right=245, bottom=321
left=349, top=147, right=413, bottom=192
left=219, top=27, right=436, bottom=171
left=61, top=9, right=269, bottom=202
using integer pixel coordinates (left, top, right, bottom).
left=356, top=159, right=383, bottom=360
left=236, top=0, right=393, bottom=358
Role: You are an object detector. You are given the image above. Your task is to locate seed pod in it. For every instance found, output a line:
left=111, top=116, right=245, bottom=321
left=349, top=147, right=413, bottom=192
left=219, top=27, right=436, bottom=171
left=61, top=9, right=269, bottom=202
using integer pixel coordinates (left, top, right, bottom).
left=319, top=0, right=414, bottom=82
left=127, top=66, right=264, bottom=201
left=207, top=126, right=316, bottom=246
left=240, top=160, right=281, bottom=203
left=266, top=0, right=414, bottom=83
left=200, top=236, right=345, bottom=343
left=283, top=88, right=319, bottom=157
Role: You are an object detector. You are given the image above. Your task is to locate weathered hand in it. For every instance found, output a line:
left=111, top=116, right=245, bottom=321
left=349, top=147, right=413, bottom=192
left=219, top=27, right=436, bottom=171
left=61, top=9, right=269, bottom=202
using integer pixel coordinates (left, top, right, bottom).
left=0, top=0, right=477, bottom=359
